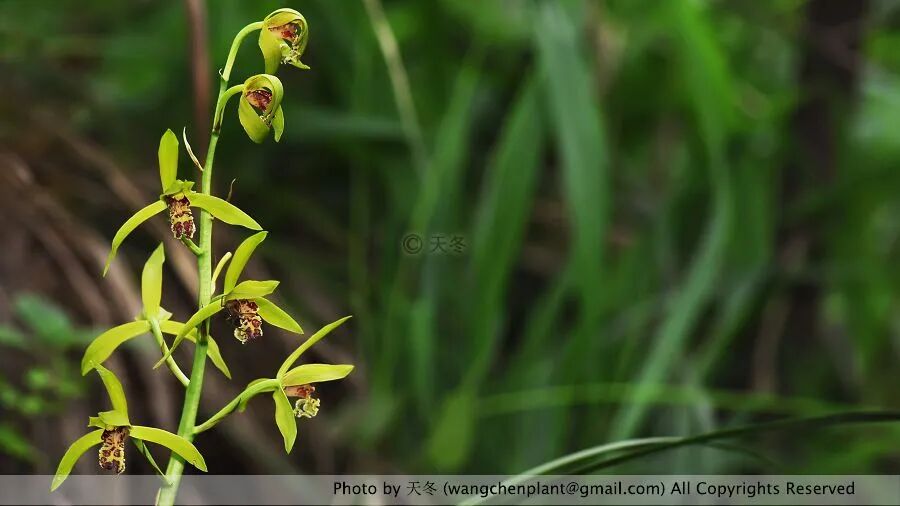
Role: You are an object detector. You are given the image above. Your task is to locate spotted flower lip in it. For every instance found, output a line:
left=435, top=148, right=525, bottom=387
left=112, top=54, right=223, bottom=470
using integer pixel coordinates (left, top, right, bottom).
left=259, top=8, right=309, bottom=73
left=224, top=298, right=263, bottom=344
left=98, top=427, right=129, bottom=474
left=102, top=129, right=262, bottom=276
left=165, top=191, right=195, bottom=239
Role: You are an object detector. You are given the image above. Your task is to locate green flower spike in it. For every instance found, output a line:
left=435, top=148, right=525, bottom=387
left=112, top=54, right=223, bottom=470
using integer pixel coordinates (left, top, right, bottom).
left=259, top=8, right=310, bottom=73
left=238, top=74, right=286, bottom=143
left=192, top=316, right=354, bottom=453
left=102, top=129, right=263, bottom=276
left=51, top=364, right=207, bottom=491
left=155, top=232, right=303, bottom=367
left=83, top=244, right=231, bottom=382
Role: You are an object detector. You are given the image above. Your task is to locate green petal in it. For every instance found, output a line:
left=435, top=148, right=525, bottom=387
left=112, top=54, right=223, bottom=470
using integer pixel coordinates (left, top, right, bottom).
left=153, top=302, right=223, bottom=369
left=273, top=107, right=285, bottom=142
left=82, top=321, right=152, bottom=375
left=188, top=192, right=262, bottom=230
left=97, top=409, right=130, bottom=427
left=272, top=388, right=297, bottom=453
left=129, top=426, right=206, bottom=472
left=141, top=244, right=165, bottom=319
left=157, top=320, right=231, bottom=379
left=103, top=200, right=167, bottom=276
left=223, top=231, right=268, bottom=293
left=94, top=364, right=129, bottom=416
left=51, top=430, right=103, bottom=491
left=160, top=179, right=195, bottom=197
left=281, top=364, right=354, bottom=387
left=155, top=307, right=173, bottom=321
left=205, top=336, right=232, bottom=379
left=158, top=129, right=179, bottom=191
left=258, top=27, right=282, bottom=74
left=238, top=95, right=270, bottom=143
left=277, top=316, right=352, bottom=378
left=256, top=298, right=303, bottom=334
left=227, top=280, right=279, bottom=299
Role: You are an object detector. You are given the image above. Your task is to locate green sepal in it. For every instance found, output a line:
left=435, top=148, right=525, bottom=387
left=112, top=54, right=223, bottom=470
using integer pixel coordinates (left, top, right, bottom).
left=238, top=94, right=270, bottom=143
left=223, top=231, right=267, bottom=293
left=103, top=200, right=167, bottom=276
left=187, top=192, right=263, bottom=230
left=158, top=129, right=179, bottom=191
left=272, top=388, right=297, bottom=453
left=258, top=26, right=282, bottom=75
left=82, top=321, right=152, bottom=375
left=256, top=297, right=303, bottom=334
left=226, top=280, right=279, bottom=300
left=94, top=363, right=128, bottom=416
left=280, top=363, right=354, bottom=387
left=277, top=316, right=352, bottom=378
left=141, top=244, right=165, bottom=319
left=50, top=429, right=103, bottom=491
left=129, top=426, right=207, bottom=472
left=133, top=439, right=169, bottom=482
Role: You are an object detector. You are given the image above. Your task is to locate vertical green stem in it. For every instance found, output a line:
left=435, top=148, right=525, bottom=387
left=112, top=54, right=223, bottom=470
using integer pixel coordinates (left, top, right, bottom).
left=156, top=129, right=219, bottom=506
left=156, top=21, right=260, bottom=506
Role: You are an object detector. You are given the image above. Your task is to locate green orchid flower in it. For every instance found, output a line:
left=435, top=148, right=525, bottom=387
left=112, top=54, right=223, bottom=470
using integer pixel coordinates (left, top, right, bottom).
left=193, top=316, right=353, bottom=452
left=84, top=244, right=231, bottom=383
left=51, top=364, right=206, bottom=491
left=237, top=74, right=286, bottom=143
left=259, top=8, right=310, bottom=73
left=154, top=231, right=302, bottom=367
left=102, top=129, right=262, bottom=276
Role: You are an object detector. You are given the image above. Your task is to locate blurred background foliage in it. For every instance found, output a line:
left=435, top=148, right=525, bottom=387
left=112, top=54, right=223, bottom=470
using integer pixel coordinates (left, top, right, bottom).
left=1, top=0, right=899, bottom=477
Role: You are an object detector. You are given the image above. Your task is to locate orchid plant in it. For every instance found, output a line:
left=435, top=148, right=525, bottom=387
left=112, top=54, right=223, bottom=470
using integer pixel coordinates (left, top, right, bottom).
left=51, top=9, right=354, bottom=505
